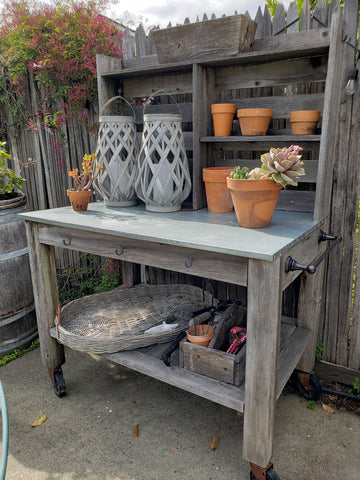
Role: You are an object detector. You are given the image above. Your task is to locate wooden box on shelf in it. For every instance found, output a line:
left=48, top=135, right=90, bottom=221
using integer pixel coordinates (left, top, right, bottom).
left=179, top=305, right=247, bottom=385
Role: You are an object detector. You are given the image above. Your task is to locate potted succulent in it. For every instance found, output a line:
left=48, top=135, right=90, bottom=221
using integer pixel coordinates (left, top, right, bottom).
left=67, top=153, right=102, bottom=211
left=226, top=145, right=305, bottom=228
left=0, top=140, right=26, bottom=209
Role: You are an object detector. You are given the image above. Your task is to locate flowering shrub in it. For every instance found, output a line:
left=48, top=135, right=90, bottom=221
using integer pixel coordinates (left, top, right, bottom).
left=0, top=0, right=123, bottom=119
left=68, top=153, right=102, bottom=191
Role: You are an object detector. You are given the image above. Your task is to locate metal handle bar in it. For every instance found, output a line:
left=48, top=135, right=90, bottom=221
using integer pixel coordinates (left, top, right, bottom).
left=285, top=230, right=342, bottom=274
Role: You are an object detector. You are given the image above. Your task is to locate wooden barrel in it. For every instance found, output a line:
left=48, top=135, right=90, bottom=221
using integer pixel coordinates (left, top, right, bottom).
left=0, top=195, right=37, bottom=357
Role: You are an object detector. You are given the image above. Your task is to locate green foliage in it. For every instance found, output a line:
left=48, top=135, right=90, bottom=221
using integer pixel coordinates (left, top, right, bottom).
left=0, top=0, right=123, bottom=125
left=353, top=377, right=360, bottom=395
left=0, top=338, right=39, bottom=366
left=57, top=253, right=122, bottom=304
left=230, top=166, right=250, bottom=179
left=306, top=400, right=316, bottom=409
left=0, top=140, right=25, bottom=195
left=315, top=343, right=324, bottom=360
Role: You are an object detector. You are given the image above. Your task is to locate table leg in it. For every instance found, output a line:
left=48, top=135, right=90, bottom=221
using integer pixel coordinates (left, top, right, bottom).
left=243, top=258, right=282, bottom=468
left=25, top=222, right=65, bottom=371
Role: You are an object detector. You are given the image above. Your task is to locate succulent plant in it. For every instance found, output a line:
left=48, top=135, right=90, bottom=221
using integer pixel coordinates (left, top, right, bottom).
left=229, top=166, right=250, bottom=179
left=259, top=145, right=305, bottom=188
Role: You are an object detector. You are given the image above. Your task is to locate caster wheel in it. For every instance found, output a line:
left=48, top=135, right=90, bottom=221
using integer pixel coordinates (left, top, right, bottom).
left=250, top=467, right=280, bottom=480
left=295, top=372, right=322, bottom=401
left=53, top=370, right=66, bottom=397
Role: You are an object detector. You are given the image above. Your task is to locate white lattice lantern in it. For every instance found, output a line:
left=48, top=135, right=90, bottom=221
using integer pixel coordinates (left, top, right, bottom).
left=94, top=97, right=139, bottom=207
left=135, top=113, right=192, bottom=212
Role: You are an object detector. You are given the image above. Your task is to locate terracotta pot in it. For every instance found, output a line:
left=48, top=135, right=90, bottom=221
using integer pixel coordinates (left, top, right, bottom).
left=211, top=103, right=236, bottom=136
left=203, top=167, right=234, bottom=213
left=226, top=177, right=282, bottom=228
left=67, top=189, right=91, bottom=211
left=289, top=110, right=320, bottom=135
left=186, top=324, right=214, bottom=347
left=237, top=108, right=273, bottom=136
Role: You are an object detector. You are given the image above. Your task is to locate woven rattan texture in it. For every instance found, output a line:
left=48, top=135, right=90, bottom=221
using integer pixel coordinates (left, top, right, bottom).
left=56, top=284, right=214, bottom=354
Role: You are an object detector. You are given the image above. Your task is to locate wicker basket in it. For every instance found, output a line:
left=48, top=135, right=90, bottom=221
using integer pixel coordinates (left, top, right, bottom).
left=55, top=284, right=214, bottom=354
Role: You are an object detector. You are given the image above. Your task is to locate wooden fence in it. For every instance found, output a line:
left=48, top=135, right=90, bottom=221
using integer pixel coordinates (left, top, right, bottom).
left=1, top=0, right=359, bottom=379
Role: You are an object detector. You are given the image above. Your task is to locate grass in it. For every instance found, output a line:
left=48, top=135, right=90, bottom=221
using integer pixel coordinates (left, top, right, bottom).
left=0, top=338, right=39, bottom=367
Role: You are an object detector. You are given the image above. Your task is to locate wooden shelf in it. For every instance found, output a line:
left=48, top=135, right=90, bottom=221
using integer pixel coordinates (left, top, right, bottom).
left=200, top=135, right=321, bottom=143
left=50, top=319, right=310, bottom=413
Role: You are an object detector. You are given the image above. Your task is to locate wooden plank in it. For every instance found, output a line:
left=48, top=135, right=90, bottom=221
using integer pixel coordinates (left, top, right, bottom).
left=24, top=222, right=65, bottom=370
left=38, top=226, right=249, bottom=286
left=286, top=2, right=300, bottom=34
left=314, top=359, right=360, bottom=386
left=243, top=258, right=281, bottom=467
left=151, top=15, right=257, bottom=63
left=96, top=54, right=121, bottom=113
left=192, top=64, right=215, bottom=210
left=280, top=225, right=324, bottom=291
left=276, top=190, right=315, bottom=213
left=314, top=10, right=344, bottom=220
left=276, top=325, right=311, bottom=397
left=122, top=71, right=193, bottom=99
left=324, top=0, right=360, bottom=368
left=272, top=2, right=286, bottom=36
left=227, top=93, right=324, bottom=117
left=104, top=351, right=246, bottom=412
left=135, top=24, right=147, bottom=57
left=101, top=29, right=330, bottom=80
left=215, top=56, right=328, bottom=91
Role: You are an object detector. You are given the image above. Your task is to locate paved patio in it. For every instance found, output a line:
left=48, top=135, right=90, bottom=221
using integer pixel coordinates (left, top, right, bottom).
left=1, top=347, right=359, bottom=480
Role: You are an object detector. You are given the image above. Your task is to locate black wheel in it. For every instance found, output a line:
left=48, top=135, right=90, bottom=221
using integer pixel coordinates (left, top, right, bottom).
left=295, top=373, right=322, bottom=401
left=53, top=370, right=66, bottom=397
left=250, top=467, right=280, bottom=480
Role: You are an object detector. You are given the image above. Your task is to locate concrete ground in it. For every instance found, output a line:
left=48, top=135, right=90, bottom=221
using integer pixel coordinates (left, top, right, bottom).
left=1, top=347, right=360, bottom=480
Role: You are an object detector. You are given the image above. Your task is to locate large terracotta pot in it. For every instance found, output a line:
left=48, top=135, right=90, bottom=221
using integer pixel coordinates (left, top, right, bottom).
left=289, top=110, right=320, bottom=135
left=67, top=190, right=91, bottom=211
left=203, top=167, right=234, bottom=213
left=226, top=177, right=282, bottom=228
left=237, top=108, right=273, bottom=136
left=211, top=103, right=236, bottom=136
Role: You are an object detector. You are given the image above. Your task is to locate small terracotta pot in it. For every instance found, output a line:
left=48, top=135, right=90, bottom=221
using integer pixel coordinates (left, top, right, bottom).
left=211, top=103, right=236, bottom=136
left=67, top=189, right=91, bottom=211
left=289, top=110, right=320, bottom=135
left=203, top=167, right=234, bottom=213
left=237, top=108, right=273, bottom=136
left=226, top=177, right=282, bottom=228
left=186, top=324, right=214, bottom=347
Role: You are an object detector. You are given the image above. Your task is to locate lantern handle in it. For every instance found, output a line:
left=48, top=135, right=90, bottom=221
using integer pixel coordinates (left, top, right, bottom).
left=100, top=95, right=136, bottom=120
left=143, top=89, right=183, bottom=118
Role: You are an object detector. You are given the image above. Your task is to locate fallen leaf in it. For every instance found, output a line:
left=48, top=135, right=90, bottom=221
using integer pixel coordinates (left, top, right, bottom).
left=322, top=402, right=335, bottom=414
left=31, top=414, right=47, bottom=427
left=172, top=447, right=179, bottom=451
left=210, top=435, right=219, bottom=450
left=329, top=395, right=337, bottom=402
left=132, top=424, right=139, bottom=437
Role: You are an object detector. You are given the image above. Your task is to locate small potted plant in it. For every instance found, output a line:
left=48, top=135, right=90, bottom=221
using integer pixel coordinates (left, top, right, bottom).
left=0, top=140, right=26, bottom=209
left=226, top=145, right=305, bottom=228
left=67, top=153, right=102, bottom=211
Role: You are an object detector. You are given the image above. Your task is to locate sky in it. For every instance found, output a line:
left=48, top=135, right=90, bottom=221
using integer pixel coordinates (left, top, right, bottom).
left=110, top=0, right=292, bottom=29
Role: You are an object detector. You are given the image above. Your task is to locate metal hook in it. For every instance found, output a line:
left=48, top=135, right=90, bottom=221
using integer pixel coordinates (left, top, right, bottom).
left=63, top=234, right=71, bottom=246
left=184, top=256, right=193, bottom=268
left=115, top=246, right=124, bottom=256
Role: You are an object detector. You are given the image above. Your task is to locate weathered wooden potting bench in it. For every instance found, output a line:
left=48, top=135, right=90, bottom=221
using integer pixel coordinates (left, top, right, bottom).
left=20, top=11, right=345, bottom=480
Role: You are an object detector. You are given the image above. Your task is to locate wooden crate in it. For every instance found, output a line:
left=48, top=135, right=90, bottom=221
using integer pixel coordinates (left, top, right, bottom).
left=151, top=15, right=257, bottom=63
left=179, top=304, right=247, bottom=385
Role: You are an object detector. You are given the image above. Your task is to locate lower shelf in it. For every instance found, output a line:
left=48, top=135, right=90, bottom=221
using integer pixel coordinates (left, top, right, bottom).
left=50, top=318, right=310, bottom=413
